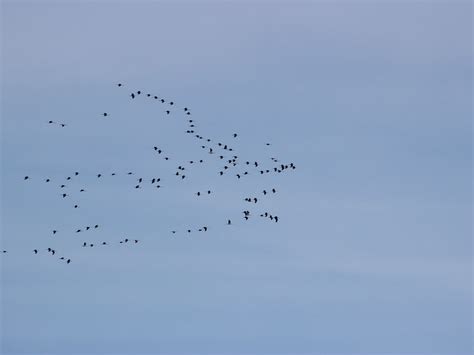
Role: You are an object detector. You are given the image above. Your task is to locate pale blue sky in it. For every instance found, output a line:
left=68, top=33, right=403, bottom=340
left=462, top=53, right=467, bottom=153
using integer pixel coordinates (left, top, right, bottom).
left=1, top=1, right=472, bottom=354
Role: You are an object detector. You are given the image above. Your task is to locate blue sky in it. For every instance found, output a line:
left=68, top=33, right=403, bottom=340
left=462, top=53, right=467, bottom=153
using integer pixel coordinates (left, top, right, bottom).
left=1, top=1, right=472, bottom=354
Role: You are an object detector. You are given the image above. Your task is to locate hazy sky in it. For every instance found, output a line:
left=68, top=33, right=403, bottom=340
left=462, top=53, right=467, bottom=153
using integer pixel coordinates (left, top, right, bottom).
left=1, top=1, right=472, bottom=354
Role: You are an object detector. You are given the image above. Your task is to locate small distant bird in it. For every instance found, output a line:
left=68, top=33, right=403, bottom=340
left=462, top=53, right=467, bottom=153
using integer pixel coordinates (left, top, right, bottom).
left=118, top=83, right=122, bottom=87
left=272, top=188, right=276, bottom=193
left=33, top=249, right=38, bottom=254
left=67, top=259, right=71, bottom=264
left=53, top=230, right=57, bottom=235
left=169, top=101, right=174, bottom=105
left=74, top=205, right=78, bottom=208
left=134, top=240, right=139, bottom=243
left=102, top=242, right=107, bottom=245
left=83, top=242, right=86, bottom=247
left=203, top=227, right=208, bottom=231
left=103, top=113, right=108, bottom=117
left=76, top=229, right=81, bottom=233
left=97, top=174, right=102, bottom=178
left=46, top=179, right=50, bottom=182
left=94, top=225, right=99, bottom=228
left=227, top=220, right=232, bottom=225
left=263, top=190, right=267, bottom=195
left=24, top=176, right=29, bottom=180
left=62, top=193, right=67, bottom=198
left=233, top=133, right=237, bottom=138
left=131, top=93, right=135, bottom=99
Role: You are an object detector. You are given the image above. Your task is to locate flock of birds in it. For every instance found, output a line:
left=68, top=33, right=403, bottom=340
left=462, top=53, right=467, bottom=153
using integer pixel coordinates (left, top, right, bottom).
left=2, top=83, right=297, bottom=264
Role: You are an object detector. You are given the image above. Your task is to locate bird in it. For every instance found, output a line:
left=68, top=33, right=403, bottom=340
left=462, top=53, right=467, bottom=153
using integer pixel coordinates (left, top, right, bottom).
left=272, top=188, right=276, bottom=193
left=227, top=220, right=232, bottom=225
left=67, top=259, right=71, bottom=264
left=24, top=176, right=29, bottom=180
left=263, top=190, right=267, bottom=195
left=117, top=83, right=122, bottom=87
left=53, top=230, right=57, bottom=235
left=103, top=113, right=108, bottom=117
left=233, top=133, right=237, bottom=138
left=33, top=249, right=38, bottom=254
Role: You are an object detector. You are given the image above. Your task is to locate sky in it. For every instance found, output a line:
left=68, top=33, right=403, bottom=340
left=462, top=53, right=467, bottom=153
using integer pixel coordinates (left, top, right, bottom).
left=1, top=1, right=472, bottom=354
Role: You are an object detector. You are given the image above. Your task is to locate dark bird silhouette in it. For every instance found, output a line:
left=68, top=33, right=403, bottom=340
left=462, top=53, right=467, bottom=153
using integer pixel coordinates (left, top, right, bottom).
left=103, top=113, right=108, bottom=117
left=24, top=176, right=29, bottom=180
left=233, top=133, right=237, bottom=138
left=67, top=259, right=71, bottom=264
left=272, top=188, right=276, bottom=193
left=53, top=230, right=57, bottom=235
left=118, top=83, right=122, bottom=87
left=227, top=219, right=232, bottom=225
left=33, top=249, right=38, bottom=254
left=131, top=93, right=135, bottom=99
